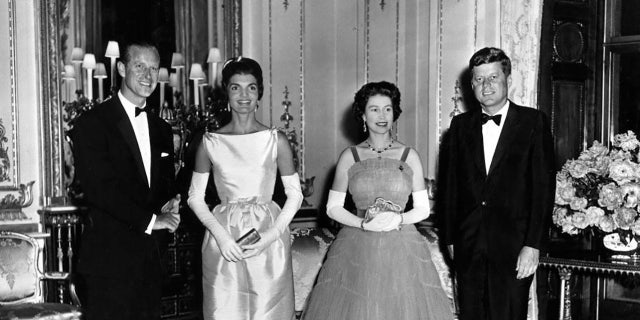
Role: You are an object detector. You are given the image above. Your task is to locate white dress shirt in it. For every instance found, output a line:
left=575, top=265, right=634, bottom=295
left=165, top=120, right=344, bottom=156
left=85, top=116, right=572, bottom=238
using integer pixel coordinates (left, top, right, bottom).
left=482, top=101, right=510, bottom=174
left=118, top=91, right=156, bottom=233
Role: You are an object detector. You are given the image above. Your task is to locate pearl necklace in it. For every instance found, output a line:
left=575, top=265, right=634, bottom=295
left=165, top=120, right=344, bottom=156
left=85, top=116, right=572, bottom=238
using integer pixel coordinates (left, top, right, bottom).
left=365, top=140, right=394, bottom=158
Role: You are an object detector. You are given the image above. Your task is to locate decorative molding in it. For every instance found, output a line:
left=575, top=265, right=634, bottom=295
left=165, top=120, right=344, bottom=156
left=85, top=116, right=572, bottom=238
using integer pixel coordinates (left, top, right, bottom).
left=365, top=0, right=370, bottom=83
left=228, top=0, right=242, bottom=58
left=450, top=80, right=463, bottom=118
left=394, top=0, right=399, bottom=86
left=0, top=181, right=34, bottom=221
left=552, top=20, right=585, bottom=63
left=0, top=0, right=19, bottom=190
left=36, top=0, right=65, bottom=205
left=437, top=0, right=444, bottom=142
left=268, top=0, right=273, bottom=125
left=39, top=205, right=82, bottom=225
left=298, top=0, right=313, bottom=205
left=0, top=118, right=10, bottom=183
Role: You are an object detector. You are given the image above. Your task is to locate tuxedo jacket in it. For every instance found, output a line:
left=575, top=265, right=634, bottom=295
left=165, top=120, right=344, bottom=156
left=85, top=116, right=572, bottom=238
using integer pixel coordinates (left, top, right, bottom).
left=438, top=102, right=555, bottom=274
left=72, top=96, right=175, bottom=279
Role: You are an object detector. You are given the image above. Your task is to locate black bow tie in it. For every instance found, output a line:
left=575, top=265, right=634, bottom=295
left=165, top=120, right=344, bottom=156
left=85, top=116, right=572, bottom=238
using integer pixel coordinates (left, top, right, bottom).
left=135, top=107, right=147, bottom=117
left=481, top=113, right=502, bottom=126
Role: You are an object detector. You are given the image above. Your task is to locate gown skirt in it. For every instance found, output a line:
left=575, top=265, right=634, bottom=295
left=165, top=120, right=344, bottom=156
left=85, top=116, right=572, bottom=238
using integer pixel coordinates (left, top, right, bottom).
left=303, top=224, right=453, bottom=320
left=202, top=197, right=295, bottom=320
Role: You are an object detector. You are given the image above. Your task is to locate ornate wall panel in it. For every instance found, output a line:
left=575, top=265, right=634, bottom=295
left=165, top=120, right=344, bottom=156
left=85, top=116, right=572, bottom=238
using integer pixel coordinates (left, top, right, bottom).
left=552, top=81, right=585, bottom=169
left=267, top=0, right=312, bottom=208
left=0, top=0, right=19, bottom=190
left=365, top=0, right=400, bottom=84
left=0, top=0, right=37, bottom=225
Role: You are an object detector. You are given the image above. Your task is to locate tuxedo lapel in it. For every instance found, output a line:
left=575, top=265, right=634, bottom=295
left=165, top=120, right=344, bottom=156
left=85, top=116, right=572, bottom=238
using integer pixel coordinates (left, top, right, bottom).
left=148, top=116, right=161, bottom=193
left=468, top=111, right=487, bottom=176
left=487, top=103, right=522, bottom=176
left=111, top=99, right=149, bottom=189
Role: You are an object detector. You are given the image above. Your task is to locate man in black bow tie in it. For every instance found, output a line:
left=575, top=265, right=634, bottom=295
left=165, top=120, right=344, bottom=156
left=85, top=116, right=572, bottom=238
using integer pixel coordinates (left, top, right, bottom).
left=438, top=47, right=555, bottom=320
left=72, top=42, right=180, bottom=320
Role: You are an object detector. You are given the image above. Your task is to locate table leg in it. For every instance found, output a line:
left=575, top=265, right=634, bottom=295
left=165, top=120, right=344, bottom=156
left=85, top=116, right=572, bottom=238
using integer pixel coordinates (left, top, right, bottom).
left=558, top=267, right=572, bottom=320
left=595, top=276, right=604, bottom=320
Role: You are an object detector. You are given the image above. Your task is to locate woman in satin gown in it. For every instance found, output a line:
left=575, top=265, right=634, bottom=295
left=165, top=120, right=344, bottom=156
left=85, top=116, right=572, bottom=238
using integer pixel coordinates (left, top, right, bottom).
left=187, top=57, right=303, bottom=320
left=303, top=81, right=454, bottom=320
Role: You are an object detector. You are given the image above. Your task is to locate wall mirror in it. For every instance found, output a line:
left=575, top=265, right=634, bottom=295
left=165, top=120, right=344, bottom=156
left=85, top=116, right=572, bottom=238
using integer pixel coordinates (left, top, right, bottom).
left=39, top=0, right=241, bottom=206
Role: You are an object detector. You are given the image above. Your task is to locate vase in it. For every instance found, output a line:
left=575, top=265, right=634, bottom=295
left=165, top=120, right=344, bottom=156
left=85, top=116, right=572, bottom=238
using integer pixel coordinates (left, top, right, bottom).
left=600, top=232, right=640, bottom=262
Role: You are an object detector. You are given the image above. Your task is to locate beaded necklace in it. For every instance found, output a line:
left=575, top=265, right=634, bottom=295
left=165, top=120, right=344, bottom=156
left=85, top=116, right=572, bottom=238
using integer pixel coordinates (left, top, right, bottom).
left=365, top=140, right=394, bottom=158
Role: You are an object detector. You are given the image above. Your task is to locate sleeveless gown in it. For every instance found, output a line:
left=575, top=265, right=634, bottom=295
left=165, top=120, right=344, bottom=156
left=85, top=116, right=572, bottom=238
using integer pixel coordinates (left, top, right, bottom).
left=303, top=147, right=454, bottom=320
left=200, top=129, right=295, bottom=320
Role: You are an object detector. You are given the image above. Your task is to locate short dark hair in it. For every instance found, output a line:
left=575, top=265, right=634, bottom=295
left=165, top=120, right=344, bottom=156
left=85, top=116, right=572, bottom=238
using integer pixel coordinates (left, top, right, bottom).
left=352, top=81, right=402, bottom=126
left=221, top=57, right=264, bottom=100
left=121, top=42, right=159, bottom=65
left=469, top=47, right=511, bottom=76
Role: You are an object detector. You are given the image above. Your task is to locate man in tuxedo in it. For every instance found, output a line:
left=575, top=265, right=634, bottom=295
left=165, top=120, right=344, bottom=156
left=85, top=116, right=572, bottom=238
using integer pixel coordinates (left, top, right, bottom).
left=72, top=42, right=180, bottom=320
left=438, top=47, right=555, bottom=320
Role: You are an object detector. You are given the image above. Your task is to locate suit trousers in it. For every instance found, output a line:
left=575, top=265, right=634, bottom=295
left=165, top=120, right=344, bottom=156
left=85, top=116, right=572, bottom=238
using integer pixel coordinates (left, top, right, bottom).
left=457, top=248, right=533, bottom=320
left=81, top=272, right=163, bottom=320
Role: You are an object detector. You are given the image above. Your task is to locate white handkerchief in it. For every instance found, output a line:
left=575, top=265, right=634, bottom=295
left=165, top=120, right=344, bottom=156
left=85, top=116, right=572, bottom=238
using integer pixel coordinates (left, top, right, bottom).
left=161, top=152, right=169, bottom=157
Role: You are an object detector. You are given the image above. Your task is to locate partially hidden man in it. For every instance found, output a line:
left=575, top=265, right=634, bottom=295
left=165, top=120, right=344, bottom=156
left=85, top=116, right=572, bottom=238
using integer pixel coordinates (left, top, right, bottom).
left=438, top=47, right=555, bottom=320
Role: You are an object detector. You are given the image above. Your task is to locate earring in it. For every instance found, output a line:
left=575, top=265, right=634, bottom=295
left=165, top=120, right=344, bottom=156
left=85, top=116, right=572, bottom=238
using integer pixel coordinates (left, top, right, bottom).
left=226, top=103, right=230, bottom=112
left=363, top=122, right=367, bottom=132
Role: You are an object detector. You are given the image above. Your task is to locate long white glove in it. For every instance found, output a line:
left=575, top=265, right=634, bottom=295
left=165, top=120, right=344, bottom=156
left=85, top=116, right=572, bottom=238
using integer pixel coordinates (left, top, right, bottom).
left=187, top=171, right=243, bottom=262
left=401, top=189, right=431, bottom=224
left=326, top=190, right=365, bottom=228
left=242, top=173, right=302, bottom=256
left=325, top=189, right=396, bottom=231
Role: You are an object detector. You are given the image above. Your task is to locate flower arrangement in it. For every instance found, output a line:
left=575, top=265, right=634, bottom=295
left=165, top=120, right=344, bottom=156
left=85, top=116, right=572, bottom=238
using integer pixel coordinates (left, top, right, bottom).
left=553, top=131, right=640, bottom=243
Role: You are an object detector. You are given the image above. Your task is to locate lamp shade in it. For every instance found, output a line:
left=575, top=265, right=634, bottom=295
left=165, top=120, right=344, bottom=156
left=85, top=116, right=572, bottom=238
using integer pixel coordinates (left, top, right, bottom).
left=158, top=67, right=169, bottom=82
left=63, top=65, right=76, bottom=79
left=171, top=53, right=185, bottom=68
left=71, top=47, right=84, bottom=62
left=207, top=48, right=222, bottom=63
left=94, top=63, right=107, bottom=78
left=189, top=63, right=205, bottom=80
left=82, top=54, right=96, bottom=69
left=169, top=73, right=179, bottom=87
left=105, top=41, right=120, bottom=58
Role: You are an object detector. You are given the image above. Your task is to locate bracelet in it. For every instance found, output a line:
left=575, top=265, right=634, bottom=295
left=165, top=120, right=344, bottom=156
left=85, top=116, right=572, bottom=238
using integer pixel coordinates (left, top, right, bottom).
left=360, top=219, right=366, bottom=231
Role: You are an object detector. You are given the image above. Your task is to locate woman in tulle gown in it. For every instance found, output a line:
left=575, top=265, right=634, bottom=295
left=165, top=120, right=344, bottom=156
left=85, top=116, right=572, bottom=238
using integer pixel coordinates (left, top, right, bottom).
left=187, top=57, right=303, bottom=320
left=303, top=81, right=454, bottom=320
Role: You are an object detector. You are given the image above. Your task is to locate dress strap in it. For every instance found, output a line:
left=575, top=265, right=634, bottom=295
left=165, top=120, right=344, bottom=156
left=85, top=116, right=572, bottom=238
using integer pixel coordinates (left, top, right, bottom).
left=350, top=146, right=361, bottom=162
left=400, top=147, right=411, bottom=162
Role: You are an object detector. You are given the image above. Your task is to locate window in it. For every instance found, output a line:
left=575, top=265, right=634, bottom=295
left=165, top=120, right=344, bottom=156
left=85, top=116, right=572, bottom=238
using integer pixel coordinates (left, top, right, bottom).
left=602, top=0, right=640, bottom=142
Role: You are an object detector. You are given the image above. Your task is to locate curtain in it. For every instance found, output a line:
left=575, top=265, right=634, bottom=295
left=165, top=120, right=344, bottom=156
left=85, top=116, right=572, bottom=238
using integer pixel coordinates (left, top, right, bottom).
left=501, top=0, right=543, bottom=108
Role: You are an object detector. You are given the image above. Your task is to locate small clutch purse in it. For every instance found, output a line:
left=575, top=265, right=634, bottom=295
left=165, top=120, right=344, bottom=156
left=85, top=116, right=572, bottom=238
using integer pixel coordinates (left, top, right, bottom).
left=236, top=228, right=261, bottom=246
left=364, top=197, right=402, bottom=222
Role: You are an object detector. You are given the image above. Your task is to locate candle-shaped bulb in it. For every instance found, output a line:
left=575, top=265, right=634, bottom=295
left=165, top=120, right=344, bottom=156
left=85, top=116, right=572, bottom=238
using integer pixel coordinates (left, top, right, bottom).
left=82, top=54, right=96, bottom=69
left=71, top=47, right=85, bottom=62
left=105, top=41, right=120, bottom=58
left=94, top=63, right=107, bottom=78
left=169, top=73, right=179, bottom=87
left=189, top=63, right=206, bottom=80
left=63, top=65, right=76, bottom=79
left=207, top=48, right=222, bottom=63
left=158, top=68, right=169, bottom=83
left=171, top=53, right=185, bottom=69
